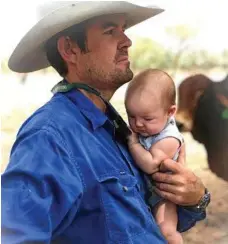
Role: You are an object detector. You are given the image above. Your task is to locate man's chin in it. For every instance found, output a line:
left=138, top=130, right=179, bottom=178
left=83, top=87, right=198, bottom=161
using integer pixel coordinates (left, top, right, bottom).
left=115, top=68, right=133, bottom=83
left=126, top=68, right=133, bottom=80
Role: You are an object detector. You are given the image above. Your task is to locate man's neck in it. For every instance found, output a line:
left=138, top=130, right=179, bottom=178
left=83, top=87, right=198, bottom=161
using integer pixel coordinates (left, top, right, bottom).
left=79, top=89, right=107, bottom=112
left=65, top=75, right=115, bottom=112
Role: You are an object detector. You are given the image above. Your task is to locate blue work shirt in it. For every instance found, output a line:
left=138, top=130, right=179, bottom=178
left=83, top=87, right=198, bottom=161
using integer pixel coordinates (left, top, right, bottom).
left=2, top=88, right=206, bottom=244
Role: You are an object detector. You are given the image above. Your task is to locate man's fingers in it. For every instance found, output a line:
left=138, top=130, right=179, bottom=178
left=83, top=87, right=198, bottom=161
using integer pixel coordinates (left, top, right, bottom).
left=155, top=182, right=179, bottom=194
left=152, top=171, right=181, bottom=184
left=154, top=188, right=180, bottom=204
left=159, top=159, right=183, bottom=174
left=177, top=143, right=186, bottom=165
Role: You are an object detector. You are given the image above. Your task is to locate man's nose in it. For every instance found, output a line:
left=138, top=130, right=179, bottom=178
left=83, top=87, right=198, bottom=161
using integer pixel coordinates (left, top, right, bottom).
left=118, top=32, right=132, bottom=49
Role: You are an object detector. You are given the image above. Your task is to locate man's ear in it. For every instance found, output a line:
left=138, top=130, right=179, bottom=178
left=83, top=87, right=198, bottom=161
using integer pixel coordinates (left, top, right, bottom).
left=168, top=105, right=177, bottom=116
left=57, top=36, right=78, bottom=64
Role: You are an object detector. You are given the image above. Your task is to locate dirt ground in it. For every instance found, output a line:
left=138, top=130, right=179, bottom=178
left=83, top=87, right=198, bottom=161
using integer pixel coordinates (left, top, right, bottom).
left=1, top=105, right=228, bottom=244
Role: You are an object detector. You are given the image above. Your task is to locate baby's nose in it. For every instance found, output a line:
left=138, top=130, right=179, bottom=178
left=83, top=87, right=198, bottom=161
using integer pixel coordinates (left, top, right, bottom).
left=135, top=119, right=144, bottom=128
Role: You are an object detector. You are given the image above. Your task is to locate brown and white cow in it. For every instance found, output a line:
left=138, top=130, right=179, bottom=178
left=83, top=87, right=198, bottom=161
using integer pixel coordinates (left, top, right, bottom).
left=176, top=74, right=228, bottom=181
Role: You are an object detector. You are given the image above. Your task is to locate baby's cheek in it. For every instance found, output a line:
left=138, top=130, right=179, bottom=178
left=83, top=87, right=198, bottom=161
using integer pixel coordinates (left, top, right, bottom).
left=129, top=120, right=135, bottom=129
left=148, top=125, right=160, bottom=135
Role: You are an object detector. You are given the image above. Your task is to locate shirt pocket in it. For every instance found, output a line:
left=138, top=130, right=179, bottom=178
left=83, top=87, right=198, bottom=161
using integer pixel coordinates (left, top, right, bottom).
left=97, top=172, right=151, bottom=243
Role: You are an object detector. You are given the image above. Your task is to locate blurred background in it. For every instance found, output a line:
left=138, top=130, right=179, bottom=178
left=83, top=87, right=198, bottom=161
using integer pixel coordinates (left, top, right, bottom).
left=1, top=1, right=228, bottom=243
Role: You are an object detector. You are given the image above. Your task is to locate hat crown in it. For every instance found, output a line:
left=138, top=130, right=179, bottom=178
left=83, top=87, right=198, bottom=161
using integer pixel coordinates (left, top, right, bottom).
left=37, top=2, right=79, bottom=20
left=9, top=1, right=164, bottom=73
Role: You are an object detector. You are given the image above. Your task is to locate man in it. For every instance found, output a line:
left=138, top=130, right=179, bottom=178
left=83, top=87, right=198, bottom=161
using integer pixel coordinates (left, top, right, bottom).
left=2, top=2, right=210, bottom=244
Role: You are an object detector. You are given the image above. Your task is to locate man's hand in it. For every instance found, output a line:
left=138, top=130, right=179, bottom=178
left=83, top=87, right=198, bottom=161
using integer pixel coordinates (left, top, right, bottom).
left=151, top=144, right=205, bottom=206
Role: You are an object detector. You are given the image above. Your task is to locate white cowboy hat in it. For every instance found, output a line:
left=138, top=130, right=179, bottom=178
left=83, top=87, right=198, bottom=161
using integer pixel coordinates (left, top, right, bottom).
left=8, top=1, right=164, bottom=73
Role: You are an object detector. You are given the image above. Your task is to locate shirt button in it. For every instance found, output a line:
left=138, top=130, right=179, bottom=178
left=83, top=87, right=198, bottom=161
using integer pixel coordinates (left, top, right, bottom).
left=123, top=186, right=128, bottom=192
left=120, top=171, right=126, bottom=175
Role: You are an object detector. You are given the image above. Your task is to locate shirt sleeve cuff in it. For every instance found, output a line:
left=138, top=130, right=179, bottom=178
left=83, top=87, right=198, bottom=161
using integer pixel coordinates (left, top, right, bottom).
left=177, top=206, right=206, bottom=232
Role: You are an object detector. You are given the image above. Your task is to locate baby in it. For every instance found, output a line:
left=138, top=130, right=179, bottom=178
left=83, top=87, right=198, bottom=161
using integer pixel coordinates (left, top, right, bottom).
left=125, top=69, right=183, bottom=244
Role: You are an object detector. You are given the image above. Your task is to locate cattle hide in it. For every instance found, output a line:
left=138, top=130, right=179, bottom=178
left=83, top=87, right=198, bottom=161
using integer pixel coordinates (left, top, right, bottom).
left=177, top=75, right=228, bottom=181
left=192, top=78, right=228, bottom=181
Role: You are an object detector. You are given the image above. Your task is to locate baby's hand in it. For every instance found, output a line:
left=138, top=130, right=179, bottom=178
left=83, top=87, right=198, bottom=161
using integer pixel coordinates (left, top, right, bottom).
left=127, top=130, right=139, bottom=146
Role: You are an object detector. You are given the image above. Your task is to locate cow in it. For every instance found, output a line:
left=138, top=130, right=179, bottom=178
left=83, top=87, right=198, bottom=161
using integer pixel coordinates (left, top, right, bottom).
left=176, top=74, right=228, bottom=181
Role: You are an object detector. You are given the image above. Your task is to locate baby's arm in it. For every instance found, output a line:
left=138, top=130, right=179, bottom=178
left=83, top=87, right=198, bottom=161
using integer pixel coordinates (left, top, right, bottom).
left=150, top=139, right=183, bottom=243
left=128, top=133, right=180, bottom=174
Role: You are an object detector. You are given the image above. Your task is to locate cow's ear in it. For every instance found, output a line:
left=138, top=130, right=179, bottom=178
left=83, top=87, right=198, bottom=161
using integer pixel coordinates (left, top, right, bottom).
left=216, top=94, right=228, bottom=107
left=193, top=90, right=205, bottom=107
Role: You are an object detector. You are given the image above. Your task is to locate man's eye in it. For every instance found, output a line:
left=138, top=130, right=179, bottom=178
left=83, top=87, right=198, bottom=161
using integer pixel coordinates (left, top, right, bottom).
left=145, top=118, right=153, bottom=121
left=104, top=29, right=114, bottom=35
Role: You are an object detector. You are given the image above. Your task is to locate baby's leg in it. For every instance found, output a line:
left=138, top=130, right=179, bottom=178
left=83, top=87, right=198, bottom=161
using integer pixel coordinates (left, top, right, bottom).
left=153, top=200, right=183, bottom=244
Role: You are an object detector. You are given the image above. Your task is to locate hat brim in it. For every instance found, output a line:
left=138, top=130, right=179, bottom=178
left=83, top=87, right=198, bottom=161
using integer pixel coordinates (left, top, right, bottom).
left=8, top=1, right=164, bottom=73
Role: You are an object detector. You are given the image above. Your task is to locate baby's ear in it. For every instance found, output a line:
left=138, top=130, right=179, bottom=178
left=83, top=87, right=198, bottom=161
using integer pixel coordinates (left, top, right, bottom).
left=168, top=105, right=177, bottom=116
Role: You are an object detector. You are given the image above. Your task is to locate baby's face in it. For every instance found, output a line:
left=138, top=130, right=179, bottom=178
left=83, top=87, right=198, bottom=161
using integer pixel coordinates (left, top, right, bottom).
left=126, top=98, right=169, bottom=137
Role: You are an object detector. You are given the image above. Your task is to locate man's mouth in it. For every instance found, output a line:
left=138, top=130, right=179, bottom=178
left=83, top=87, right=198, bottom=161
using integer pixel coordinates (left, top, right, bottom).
left=117, top=56, right=129, bottom=63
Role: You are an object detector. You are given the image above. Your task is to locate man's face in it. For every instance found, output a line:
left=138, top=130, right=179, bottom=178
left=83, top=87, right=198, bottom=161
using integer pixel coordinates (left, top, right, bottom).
left=76, top=14, right=133, bottom=91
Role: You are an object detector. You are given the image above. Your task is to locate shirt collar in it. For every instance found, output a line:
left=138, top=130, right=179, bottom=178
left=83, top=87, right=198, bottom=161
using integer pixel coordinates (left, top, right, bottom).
left=61, top=88, right=108, bottom=130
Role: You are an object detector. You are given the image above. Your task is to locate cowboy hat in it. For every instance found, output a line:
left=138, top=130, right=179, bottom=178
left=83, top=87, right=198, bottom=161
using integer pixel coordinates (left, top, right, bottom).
left=8, top=1, right=164, bottom=73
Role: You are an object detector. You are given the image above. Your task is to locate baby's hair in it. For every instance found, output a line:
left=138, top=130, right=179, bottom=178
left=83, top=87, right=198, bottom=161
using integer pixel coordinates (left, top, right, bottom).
left=126, top=69, right=176, bottom=110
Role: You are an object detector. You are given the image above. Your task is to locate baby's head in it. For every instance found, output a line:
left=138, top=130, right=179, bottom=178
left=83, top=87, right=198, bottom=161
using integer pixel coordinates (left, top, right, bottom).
left=125, top=69, right=176, bottom=137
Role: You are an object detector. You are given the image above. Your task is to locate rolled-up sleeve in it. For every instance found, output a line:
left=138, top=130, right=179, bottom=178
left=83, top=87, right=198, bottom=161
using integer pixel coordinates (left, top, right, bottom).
left=177, top=206, right=206, bottom=232
left=1, top=129, right=83, bottom=244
